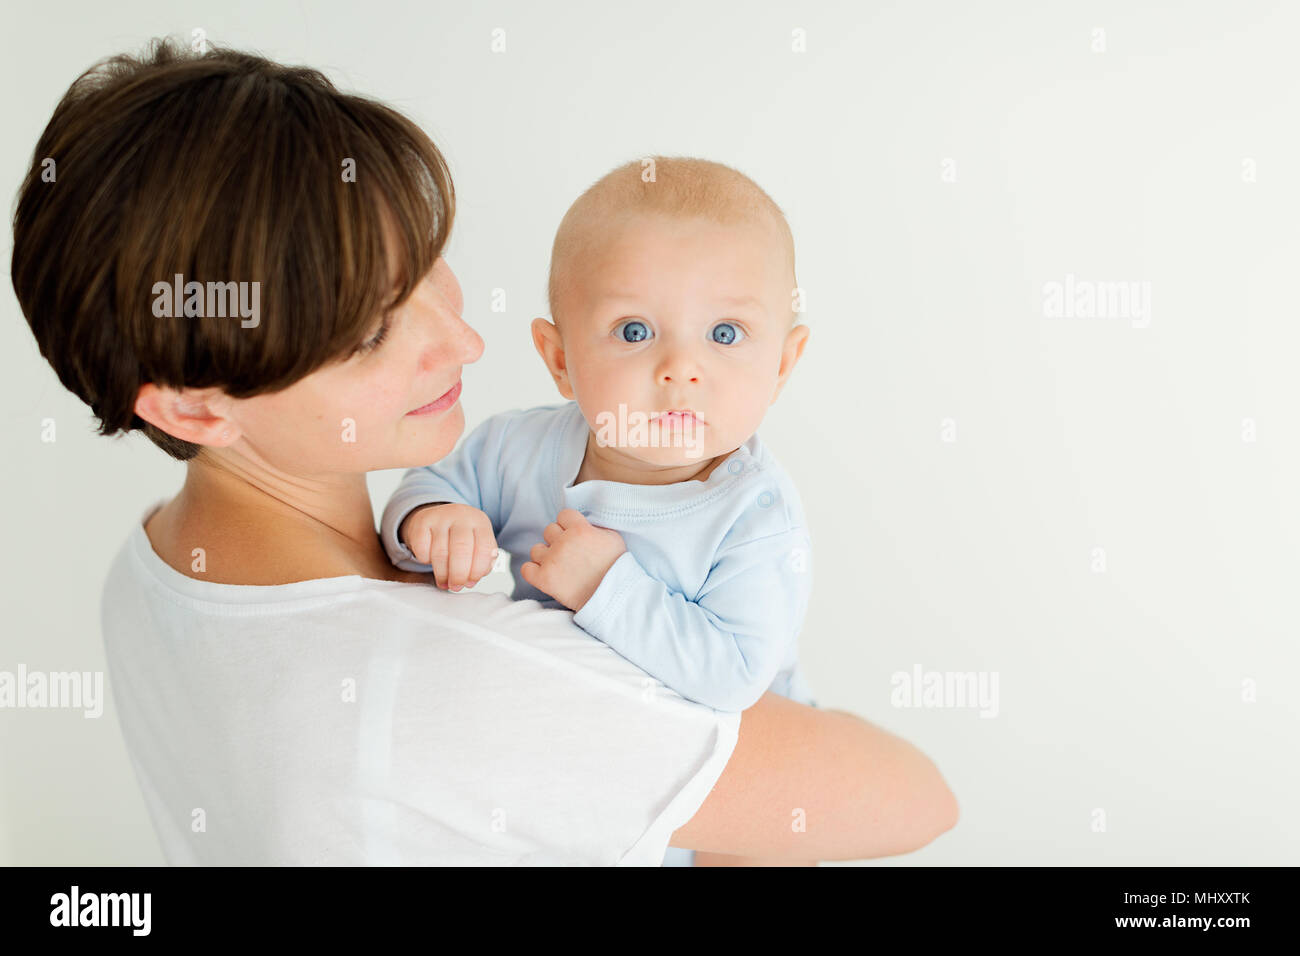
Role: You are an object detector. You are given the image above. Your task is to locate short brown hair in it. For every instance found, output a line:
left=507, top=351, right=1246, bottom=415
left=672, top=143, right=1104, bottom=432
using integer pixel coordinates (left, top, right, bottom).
left=546, top=155, right=796, bottom=323
left=11, top=36, right=455, bottom=460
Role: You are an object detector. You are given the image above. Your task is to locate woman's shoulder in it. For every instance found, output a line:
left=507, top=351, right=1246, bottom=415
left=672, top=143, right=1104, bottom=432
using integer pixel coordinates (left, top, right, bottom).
left=107, top=506, right=716, bottom=709
left=141, top=496, right=392, bottom=586
left=102, top=509, right=742, bottom=866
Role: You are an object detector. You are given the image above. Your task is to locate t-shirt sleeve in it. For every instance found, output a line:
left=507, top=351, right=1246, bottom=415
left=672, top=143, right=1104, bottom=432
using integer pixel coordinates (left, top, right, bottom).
left=373, top=588, right=741, bottom=865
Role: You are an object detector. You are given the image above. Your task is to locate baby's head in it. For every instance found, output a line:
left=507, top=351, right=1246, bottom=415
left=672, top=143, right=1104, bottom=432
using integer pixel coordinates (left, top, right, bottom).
left=531, top=156, right=809, bottom=474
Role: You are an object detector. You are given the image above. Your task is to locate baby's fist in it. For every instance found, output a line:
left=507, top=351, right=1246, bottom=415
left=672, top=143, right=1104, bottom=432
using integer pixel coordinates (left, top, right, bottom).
left=400, top=502, right=499, bottom=592
left=519, top=508, right=626, bottom=610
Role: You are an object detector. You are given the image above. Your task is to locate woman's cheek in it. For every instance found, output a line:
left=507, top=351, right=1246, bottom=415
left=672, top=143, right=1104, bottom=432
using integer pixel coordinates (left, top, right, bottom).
left=358, top=369, right=405, bottom=420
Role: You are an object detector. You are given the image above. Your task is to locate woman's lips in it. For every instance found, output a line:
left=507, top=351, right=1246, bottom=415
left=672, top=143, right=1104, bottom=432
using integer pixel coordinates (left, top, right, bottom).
left=407, top=379, right=462, bottom=416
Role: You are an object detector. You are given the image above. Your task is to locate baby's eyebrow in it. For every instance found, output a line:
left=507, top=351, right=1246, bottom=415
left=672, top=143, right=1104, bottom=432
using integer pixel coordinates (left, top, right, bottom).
left=715, top=294, right=764, bottom=309
left=592, top=292, right=765, bottom=309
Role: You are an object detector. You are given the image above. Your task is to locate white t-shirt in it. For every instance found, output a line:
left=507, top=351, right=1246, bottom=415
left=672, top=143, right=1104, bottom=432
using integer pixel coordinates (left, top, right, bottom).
left=100, top=502, right=740, bottom=865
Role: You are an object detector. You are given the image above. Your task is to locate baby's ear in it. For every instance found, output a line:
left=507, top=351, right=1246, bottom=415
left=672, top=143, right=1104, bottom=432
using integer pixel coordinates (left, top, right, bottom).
left=531, top=317, right=574, bottom=399
left=771, top=322, right=810, bottom=404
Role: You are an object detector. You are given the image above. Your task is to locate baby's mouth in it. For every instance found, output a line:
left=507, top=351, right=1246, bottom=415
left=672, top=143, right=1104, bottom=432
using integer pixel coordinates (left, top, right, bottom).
left=650, top=409, right=705, bottom=426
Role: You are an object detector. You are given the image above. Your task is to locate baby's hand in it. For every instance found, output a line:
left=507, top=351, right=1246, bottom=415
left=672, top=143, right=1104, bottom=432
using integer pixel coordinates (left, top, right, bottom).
left=400, top=503, right=499, bottom=592
left=520, top=508, right=627, bottom=611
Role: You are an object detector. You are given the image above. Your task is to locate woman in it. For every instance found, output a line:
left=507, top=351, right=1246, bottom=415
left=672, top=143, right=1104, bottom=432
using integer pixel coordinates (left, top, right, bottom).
left=11, top=37, right=958, bottom=865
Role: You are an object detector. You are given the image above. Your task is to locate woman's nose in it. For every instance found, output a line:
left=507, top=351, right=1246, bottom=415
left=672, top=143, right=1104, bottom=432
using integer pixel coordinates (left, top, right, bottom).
left=425, top=257, right=482, bottom=365
left=418, top=308, right=484, bottom=372
left=452, top=312, right=485, bottom=365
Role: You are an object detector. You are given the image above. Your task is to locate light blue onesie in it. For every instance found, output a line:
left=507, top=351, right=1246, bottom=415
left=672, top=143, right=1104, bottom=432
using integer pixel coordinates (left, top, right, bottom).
left=380, top=400, right=817, bottom=865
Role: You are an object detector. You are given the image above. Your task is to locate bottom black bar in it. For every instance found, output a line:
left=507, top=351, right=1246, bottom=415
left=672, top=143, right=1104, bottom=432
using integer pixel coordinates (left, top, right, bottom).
left=0, top=865, right=1284, bottom=942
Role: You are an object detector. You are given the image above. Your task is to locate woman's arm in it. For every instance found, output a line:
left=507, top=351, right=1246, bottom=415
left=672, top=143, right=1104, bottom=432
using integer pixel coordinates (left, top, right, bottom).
left=671, top=691, right=958, bottom=860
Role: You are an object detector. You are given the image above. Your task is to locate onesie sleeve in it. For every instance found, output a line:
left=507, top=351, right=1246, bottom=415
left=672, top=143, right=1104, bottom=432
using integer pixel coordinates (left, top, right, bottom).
left=572, top=526, right=813, bottom=712
left=380, top=413, right=509, bottom=571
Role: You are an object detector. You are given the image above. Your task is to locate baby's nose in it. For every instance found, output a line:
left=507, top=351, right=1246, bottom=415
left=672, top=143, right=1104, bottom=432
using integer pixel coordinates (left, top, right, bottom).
left=657, top=355, right=700, bottom=384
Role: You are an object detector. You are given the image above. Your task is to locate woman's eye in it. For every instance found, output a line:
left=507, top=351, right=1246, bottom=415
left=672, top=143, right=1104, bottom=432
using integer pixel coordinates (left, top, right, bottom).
left=710, top=322, right=745, bottom=345
left=355, top=314, right=393, bottom=355
left=614, top=319, right=652, bottom=343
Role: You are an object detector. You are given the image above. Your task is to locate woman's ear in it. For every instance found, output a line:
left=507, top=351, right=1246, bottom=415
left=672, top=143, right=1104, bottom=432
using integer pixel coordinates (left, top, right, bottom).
left=134, top=384, right=241, bottom=447
left=770, top=323, right=810, bottom=404
left=530, top=317, right=575, bottom=400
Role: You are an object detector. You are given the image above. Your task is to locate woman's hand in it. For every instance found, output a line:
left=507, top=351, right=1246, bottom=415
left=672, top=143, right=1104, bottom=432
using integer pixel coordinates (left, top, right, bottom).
left=400, top=503, right=499, bottom=591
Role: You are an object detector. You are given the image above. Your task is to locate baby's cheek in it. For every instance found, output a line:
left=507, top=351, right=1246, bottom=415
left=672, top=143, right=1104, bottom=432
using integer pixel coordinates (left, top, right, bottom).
left=725, top=378, right=769, bottom=423
left=579, top=367, right=620, bottom=408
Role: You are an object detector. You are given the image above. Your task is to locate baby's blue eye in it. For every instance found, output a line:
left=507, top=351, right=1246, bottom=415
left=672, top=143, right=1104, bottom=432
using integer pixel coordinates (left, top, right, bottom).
left=710, top=322, right=744, bottom=345
left=615, top=320, right=652, bottom=343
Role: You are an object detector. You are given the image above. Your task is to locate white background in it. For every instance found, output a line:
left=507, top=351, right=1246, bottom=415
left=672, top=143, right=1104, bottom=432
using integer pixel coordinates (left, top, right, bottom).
left=2, top=0, right=1298, bottom=865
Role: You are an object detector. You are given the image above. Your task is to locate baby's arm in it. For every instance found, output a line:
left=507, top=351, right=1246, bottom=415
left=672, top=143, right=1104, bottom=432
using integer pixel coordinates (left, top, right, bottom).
left=523, top=509, right=817, bottom=864
left=580, top=532, right=809, bottom=712
left=524, top=511, right=812, bottom=714
left=380, top=415, right=508, bottom=573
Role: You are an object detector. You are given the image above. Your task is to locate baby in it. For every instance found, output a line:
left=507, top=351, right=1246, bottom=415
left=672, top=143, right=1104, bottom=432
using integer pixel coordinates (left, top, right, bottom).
left=381, top=156, right=815, bottom=718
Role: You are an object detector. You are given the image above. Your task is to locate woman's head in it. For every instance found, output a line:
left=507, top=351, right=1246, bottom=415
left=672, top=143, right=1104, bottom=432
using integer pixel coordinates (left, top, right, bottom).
left=11, top=36, right=481, bottom=475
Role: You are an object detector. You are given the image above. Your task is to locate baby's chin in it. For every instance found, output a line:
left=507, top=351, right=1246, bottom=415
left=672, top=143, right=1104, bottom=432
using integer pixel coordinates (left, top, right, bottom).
left=629, top=445, right=714, bottom=466
left=611, top=438, right=724, bottom=474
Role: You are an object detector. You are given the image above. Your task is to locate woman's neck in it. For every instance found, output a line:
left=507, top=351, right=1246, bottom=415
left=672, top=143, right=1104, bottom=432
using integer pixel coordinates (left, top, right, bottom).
left=145, top=451, right=422, bottom=585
